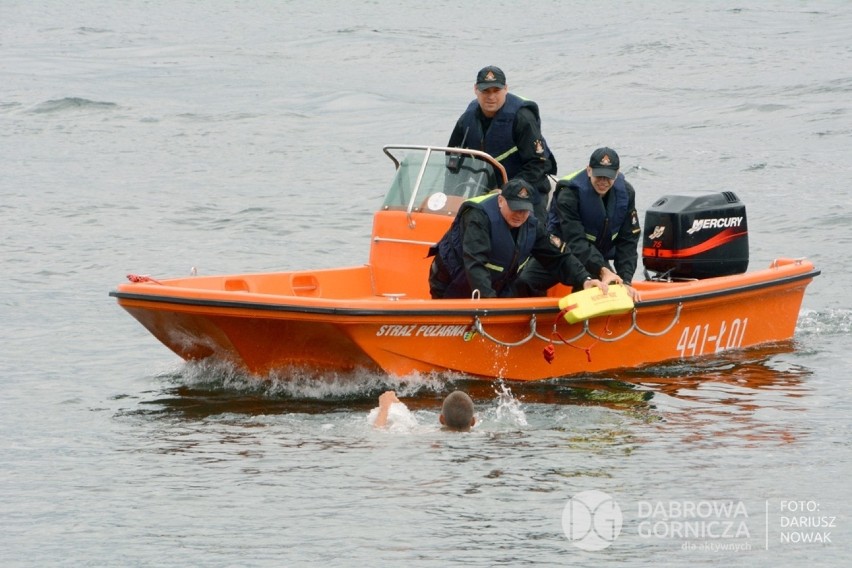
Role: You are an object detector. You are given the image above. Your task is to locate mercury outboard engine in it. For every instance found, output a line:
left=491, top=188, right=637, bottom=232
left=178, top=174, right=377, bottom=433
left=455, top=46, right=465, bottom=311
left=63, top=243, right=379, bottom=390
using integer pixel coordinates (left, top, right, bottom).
left=642, top=192, right=748, bottom=280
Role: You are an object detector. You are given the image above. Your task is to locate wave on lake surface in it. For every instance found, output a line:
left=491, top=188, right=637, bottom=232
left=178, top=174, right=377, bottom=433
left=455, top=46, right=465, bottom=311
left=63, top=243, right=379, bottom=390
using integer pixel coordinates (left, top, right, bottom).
left=27, top=96, right=118, bottom=113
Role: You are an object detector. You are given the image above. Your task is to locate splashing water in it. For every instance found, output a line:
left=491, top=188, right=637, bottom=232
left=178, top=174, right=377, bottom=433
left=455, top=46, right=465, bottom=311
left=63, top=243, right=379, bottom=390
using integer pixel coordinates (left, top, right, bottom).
left=366, top=402, right=419, bottom=433
left=169, top=359, right=450, bottom=400
left=490, top=381, right=528, bottom=427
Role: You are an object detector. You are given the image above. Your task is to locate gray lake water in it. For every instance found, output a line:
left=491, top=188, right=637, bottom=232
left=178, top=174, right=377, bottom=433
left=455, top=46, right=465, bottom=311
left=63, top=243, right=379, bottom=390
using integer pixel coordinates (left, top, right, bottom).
left=2, top=1, right=851, bottom=566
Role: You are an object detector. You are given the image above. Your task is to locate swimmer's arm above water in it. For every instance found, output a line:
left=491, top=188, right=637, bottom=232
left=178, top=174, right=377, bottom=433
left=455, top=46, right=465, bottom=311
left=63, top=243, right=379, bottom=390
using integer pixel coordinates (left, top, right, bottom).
left=373, top=391, right=400, bottom=428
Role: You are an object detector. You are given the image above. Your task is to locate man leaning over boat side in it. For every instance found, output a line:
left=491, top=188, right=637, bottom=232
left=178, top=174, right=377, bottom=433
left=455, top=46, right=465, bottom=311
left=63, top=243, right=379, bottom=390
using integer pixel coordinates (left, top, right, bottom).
left=447, top=65, right=557, bottom=221
left=518, top=147, right=642, bottom=301
left=427, top=178, right=607, bottom=300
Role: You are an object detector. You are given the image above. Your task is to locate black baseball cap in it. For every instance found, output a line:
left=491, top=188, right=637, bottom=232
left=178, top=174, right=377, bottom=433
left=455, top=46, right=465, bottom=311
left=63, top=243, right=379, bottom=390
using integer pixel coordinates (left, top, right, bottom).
left=589, top=147, right=620, bottom=179
left=501, top=179, right=534, bottom=212
left=476, top=66, right=506, bottom=91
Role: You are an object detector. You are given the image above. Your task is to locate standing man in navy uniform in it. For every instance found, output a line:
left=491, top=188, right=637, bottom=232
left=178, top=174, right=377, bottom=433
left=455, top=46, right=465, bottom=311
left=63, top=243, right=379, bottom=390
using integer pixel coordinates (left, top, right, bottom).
left=518, top=147, right=642, bottom=300
left=447, top=66, right=557, bottom=221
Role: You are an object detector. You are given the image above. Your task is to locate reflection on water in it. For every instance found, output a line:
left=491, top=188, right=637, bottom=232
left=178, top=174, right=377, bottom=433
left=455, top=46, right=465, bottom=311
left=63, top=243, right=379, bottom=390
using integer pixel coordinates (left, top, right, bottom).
left=616, top=341, right=813, bottom=446
left=620, top=340, right=808, bottom=396
left=124, top=340, right=811, bottom=444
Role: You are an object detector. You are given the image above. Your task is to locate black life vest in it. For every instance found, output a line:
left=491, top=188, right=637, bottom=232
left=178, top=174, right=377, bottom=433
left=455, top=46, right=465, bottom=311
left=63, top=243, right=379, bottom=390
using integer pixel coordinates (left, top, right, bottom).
left=457, top=93, right=548, bottom=181
left=546, top=169, right=629, bottom=260
left=435, top=193, right=537, bottom=297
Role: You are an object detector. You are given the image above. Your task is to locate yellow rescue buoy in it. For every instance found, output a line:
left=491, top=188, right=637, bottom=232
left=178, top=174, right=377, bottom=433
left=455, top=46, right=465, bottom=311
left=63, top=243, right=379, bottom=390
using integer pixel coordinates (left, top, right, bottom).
left=557, top=284, right=635, bottom=324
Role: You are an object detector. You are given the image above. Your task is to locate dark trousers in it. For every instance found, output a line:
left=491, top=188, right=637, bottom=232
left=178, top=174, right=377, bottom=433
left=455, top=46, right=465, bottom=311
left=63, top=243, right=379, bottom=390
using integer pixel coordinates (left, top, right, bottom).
left=516, top=257, right=559, bottom=297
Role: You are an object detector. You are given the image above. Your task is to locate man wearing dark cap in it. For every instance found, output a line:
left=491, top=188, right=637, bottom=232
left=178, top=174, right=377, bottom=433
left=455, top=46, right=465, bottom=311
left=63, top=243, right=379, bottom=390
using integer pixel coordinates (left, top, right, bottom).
left=428, top=179, right=605, bottom=299
left=447, top=66, right=557, bottom=221
left=518, top=147, right=641, bottom=300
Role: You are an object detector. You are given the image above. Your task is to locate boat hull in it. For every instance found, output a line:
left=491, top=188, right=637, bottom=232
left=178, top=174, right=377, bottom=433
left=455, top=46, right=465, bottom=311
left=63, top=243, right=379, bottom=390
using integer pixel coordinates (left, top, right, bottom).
left=111, top=258, right=818, bottom=381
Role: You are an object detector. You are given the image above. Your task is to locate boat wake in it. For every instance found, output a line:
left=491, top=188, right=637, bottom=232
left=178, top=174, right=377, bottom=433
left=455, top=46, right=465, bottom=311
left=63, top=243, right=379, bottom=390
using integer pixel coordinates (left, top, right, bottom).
left=120, top=359, right=533, bottom=427
left=796, top=307, right=852, bottom=337
left=127, top=326, right=831, bottom=421
left=128, top=358, right=567, bottom=422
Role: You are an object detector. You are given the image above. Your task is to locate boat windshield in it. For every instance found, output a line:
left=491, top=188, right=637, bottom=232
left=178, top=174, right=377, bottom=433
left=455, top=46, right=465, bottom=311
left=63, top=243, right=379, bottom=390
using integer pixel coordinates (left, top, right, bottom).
left=381, top=145, right=507, bottom=214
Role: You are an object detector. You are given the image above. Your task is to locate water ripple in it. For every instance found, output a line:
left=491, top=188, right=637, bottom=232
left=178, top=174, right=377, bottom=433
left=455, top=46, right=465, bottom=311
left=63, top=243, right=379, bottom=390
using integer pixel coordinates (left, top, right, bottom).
left=28, top=97, right=118, bottom=113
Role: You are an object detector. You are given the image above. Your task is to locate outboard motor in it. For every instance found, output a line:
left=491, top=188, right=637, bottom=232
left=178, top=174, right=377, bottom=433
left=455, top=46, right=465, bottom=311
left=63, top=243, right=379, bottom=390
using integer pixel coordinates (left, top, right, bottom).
left=642, top=192, right=748, bottom=280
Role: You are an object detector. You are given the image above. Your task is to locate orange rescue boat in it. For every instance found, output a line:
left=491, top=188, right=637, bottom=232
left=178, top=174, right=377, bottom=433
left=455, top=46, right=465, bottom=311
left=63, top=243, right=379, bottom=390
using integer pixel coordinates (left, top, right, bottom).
left=110, top=145, right=819, bottom=381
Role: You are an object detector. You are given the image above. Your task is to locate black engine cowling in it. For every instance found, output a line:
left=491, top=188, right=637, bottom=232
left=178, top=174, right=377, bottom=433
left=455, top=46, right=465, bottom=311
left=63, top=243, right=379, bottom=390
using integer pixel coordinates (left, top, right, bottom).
left=642, top=192, right=748, bottom=279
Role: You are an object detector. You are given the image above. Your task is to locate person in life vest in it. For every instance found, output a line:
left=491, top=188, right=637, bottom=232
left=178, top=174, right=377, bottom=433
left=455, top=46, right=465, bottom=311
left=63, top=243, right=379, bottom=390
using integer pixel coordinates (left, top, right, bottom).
left=447, top=66, right=557, bottom=221
left=518, top=147, right=642, bottom=301
left=428, top=178, right=606, bottom=300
